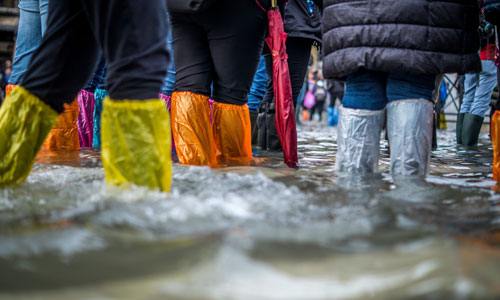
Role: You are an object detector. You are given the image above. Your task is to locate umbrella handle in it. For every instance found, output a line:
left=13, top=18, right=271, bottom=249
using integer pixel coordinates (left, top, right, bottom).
left=272, top=0, right=277, bottom=8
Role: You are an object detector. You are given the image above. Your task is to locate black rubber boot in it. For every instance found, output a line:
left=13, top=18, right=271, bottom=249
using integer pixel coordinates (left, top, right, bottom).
left=250, top=111, right=258, bottom=145
left=461, top=113, right=484, bottom=146
left=456, top=113, right=465, bottom=145
left=265, top=110, right=282, bottom=151
left=257, top=103, right=268, bottom=149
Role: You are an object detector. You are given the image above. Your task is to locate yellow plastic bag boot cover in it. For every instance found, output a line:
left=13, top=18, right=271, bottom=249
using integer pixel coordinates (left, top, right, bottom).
left=171, top=91, right=216, bottom=167
left=0, top=86, right=59, bottom=186
left=101, top=97, right=172, bottom=192
left=43, top=99, right=80, bottom=151
left=212, top=102, right=252, bottom=165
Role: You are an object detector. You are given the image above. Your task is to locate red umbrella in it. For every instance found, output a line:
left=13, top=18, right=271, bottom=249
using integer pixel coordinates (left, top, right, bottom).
left=265, top=1, right=298, bottom=168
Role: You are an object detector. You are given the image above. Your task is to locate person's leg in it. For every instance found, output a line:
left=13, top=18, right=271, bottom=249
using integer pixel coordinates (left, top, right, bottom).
left=9, top=0, right=42, bottom=85
left=386, top=72, right=436, bottom=175
left=39, top=0, right=49, bottom=34
left=1, top=0, right=99, bottom=186
left=21, top=1, right=99, bottom=112
left=81, top=0, right=172, bottom=192
left=169, top=13, right=215, bottom=166
left=310, top=104, right=317, bottom=120
left=287, top=38, right=314, bottom=107
left=207, top=0, right=267, bottom=163
left=462, top=61, right=498, bottom=146
left=257, top=37, right=312, bottom=150
left=335, top=70, right=387, bottom=173
left=460, top=73, right=477, bottom=114
left=248, top=55, right=267, bottom=145
left=456, top=74, right=476, bottom=144
left=469, top=61, right=498, bottom=117
left=316, top=100, right=325, bottom=121
left=257, top=49, right=278, bottom=149
left=160, top=14, right=176, bottom=97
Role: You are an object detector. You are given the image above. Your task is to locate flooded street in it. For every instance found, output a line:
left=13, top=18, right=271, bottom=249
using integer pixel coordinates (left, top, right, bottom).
left=1, top=124, right=500, bottom=300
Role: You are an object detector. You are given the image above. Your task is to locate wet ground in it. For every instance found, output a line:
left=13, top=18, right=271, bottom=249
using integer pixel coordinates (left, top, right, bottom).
left=1, top=123, right=500, bottom=300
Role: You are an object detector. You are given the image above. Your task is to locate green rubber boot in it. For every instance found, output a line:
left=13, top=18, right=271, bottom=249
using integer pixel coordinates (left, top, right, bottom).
left=461, top=113, right=484, bottom=146
left=456, top=113, right=465, bottom=145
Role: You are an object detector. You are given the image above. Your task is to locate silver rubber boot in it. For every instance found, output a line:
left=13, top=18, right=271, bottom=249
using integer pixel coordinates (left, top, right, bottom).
left=387, top=99, right=434, bottom=176
left=335, top=106, right=384, bottom=173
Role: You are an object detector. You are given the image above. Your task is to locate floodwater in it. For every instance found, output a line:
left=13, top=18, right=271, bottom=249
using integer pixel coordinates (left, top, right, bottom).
left=1, top=124, right=500, bottom=300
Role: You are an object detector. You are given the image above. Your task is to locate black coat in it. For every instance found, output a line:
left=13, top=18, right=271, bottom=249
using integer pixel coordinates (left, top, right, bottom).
left=284, top=0, right=322, bottom=44
left=322, top=0, right=482, bottom=79
left=485, top=0, right=500, bottom=25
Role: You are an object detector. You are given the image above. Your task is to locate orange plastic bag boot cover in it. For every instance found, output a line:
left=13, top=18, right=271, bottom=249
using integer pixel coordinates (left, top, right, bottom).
left=171, top=91, right=216, bottom=166
left=492, top=111, right=500, bottom=181
left=43, top=98, right=80, bottom=151
left=212, top=102, right=252, bottom=165
left=5, top=84, right=18, bottom=97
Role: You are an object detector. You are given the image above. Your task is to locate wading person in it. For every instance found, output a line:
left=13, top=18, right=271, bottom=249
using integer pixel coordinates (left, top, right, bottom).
left=169, top=0, right=271, bottom=166
left=256, top=0, right=323, bottom=151
left=0, top=0, right=172, bottom=192
left=323, top=0, right=481, bottom=176
left=7, top=0, right=80, bottom=151
left=457, top=11, right=498, bottom=146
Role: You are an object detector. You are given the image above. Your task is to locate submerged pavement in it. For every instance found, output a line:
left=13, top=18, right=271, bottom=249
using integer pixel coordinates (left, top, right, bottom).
left=0, top=124, right=499, bottom=300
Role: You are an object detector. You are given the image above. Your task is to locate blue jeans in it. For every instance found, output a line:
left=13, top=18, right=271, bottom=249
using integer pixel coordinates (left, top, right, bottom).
left=247, top=55, right=267, bottom=112
left=161, top=15, right=176, bottom=96
left=84, top=56, right=107, bottom=92
left=342, top=70, right=436, bottom=110
left=9, top=0, right=49, bottom=85
left=460, top=60, right=498, bottom=117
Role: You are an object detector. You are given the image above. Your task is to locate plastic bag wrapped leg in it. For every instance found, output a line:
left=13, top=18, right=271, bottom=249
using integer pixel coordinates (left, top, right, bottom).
left=0, top=86, right=59, bottom=186
left=101, top=98, right=172, bottom=192
left=387, top=99, right=433, bottom=176
left=77, top=90, right=95, bottom=147
left=335, top=106, right=384, bottom=173
left=42, top=98, right=80, bottom=150
left=171, top=91, right=216, bottom=166
left=159, top=93, right=176, bottom=154
left=212, top=102, right=252, bottom=165
left=92, top=88, right=108, bottom=147
left=492, top=111, right=500, bottom=182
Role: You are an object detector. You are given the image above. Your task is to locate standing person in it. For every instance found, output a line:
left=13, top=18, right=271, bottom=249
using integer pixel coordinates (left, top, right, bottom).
left=159, top=14, right=177, bottom=155
left=310, top=79, right=327, bottom=121
left=257, top=0, right=322, bottom=150
left=457, top=9, right=498, bottom=146
left=77, top=57, right=107, bottom=148
left=8, top=0, right=48, bottom=88
left=248, top=56, right=268, bottom=144
left=323, top=0, right=481, bottom=176
left=0, top=0, right=172, bottom=192
left=169, top=0, right=271, bottom=166
left=484, top=0, right=500, bottom=182
left=7, top=0, right=80, bottom=151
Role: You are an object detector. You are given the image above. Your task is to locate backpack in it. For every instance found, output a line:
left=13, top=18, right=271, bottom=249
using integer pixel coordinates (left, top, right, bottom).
left=314, top=83, right=327, bottom=102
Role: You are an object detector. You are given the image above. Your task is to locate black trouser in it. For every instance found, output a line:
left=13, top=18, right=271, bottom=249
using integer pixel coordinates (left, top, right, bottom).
left=21, top=0, right=169, bottom=113
left=262, top=37, right=313, bottom=108
left=170, top=0, right=267, bottom=106
left=310, top=100, right=325, bottom=121
left=257, top=37, right=313, bottom=150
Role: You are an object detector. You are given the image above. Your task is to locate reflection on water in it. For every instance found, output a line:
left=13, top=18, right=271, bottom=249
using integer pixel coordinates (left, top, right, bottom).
left=1, top=125, right=499, bottom=299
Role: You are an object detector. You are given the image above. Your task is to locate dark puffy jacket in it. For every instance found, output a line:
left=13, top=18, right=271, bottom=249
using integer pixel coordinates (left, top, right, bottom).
left=485, top=0, right=500, bottom=25
left=322, top=0, right=482, bottom=79
left=284, top=0, right=322, bottom=44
